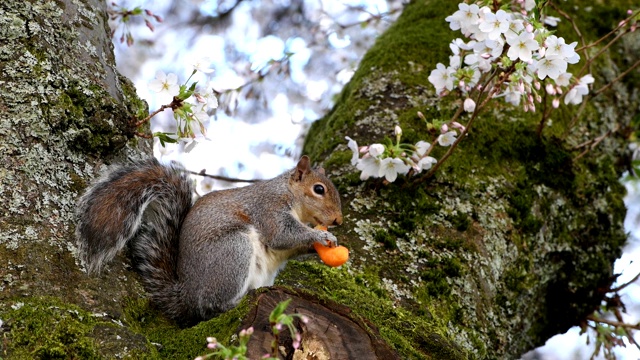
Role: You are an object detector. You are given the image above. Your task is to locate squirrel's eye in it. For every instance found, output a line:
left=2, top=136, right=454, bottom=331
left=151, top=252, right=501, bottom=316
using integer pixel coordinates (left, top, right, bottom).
left=313, top=184, right=325, bottom=195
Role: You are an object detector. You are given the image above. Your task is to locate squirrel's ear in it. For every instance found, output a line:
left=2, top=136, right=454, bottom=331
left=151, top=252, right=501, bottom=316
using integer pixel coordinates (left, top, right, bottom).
left=293, top=155, right=311, bottom=181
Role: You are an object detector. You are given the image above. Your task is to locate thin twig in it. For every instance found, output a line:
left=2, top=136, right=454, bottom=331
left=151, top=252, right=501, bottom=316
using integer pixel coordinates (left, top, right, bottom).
left=537, top=88, right=551, bottom=136
left=135, top=97, right=182, bottom=127
left=416, top=69, right=507, bottom=183
left=185, top=169, right=261, bottom=183
left=587, top=315, right=640, bottom=330
left=593, top=57, right=640, bottom=97
left=610, top=271, right=640, bottom=293
left=573, top=124, right=620, bottom=161
left=577, top=29, right=630, bottom=78
left=614, top=308, right=640, bottom=351
left=549, top=2, right=587, bottom=55
left=576, top=9, right=640, bottom=52
left=135, top=132, right=153, bottom=139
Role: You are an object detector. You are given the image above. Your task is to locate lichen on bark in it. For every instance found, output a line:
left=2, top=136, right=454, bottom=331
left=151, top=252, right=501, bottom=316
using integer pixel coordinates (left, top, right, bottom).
left=1, top=0, right=150, bottom=357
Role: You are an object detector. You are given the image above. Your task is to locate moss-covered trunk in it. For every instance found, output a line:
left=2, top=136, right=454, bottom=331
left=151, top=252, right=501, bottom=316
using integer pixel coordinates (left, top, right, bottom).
left=0, top=0, right=638, bottom=359
left=301, top=0, right=638, bottom=358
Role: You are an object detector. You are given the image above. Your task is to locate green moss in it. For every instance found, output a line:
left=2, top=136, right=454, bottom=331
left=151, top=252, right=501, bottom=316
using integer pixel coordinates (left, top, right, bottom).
left=449, top=212, right=470, bottom=232
left=416, top=256, right=463, bottom=299
left=322, top=149, right=351, bottom=169
left=303, top=1, right=458, bottom=160
left=279, top=261, right=466, bottom=359
left=374, top=228, right=398, bottom=250
left=118, top=294, right=251, bottom=359
left=0, top=294, right=253, bottom=360
left=2, top=297, right=103, bottom=359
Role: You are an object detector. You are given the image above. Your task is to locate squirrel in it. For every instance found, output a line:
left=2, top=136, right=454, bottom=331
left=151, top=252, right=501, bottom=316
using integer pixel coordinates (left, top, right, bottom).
left=75, top=156, right=342, bottom=324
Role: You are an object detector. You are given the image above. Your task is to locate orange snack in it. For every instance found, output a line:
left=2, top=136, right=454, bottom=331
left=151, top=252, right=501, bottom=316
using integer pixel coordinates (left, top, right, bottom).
left=313, top=225, right=349, bottom=267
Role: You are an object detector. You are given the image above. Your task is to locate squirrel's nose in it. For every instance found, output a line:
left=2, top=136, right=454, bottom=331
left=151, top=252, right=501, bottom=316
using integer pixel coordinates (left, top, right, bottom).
left=333, top=216, right=343, bottom=226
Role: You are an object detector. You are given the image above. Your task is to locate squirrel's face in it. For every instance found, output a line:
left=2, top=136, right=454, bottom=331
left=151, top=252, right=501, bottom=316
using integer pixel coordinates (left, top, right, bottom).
left=305, top=179, right=343, bottom=227
left=289, top=156, right=343, bottom=227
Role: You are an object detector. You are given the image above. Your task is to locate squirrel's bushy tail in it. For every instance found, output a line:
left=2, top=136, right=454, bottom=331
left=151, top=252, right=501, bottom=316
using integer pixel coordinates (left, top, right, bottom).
left=75, top=158, right=192, bottom=319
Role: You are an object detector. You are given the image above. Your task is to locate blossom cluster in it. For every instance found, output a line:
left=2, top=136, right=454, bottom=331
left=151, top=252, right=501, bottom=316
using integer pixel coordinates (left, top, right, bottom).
left=148, top=57, right=219, bottom=151
left=346, top=124, right=463, bottom=182
left=429, top=1, right=593, bottom=111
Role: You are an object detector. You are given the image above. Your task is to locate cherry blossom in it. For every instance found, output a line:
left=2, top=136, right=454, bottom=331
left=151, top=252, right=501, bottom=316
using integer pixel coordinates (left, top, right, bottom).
left=536, top=57, right=567, bottom=80
left=368, top=144, right=385, bottom=157
left=564, top=75, right=594, bottom=105
left=428, top=63, right=455, bottom=93
left=148, top=70, right=179, bottom=95
left=378, top=157, right=410, bottom=182
left=345, top=136, right=359, bottom=165
left=415, top=141, right=431, bottom=157
left=357, top=156, right=383, bottom=180
left=479, top=10, right=511, bottom=40
left=417, top=156, right=437, bottom=171
left=446, top=3, right=481, bottom=35
left=192, top=57, right=215, bottom=74
left=507, top=31, right=539, bottom=62
left=437, top=131, right=458, bottom=147
left=545, top=35, right=579, bottom=64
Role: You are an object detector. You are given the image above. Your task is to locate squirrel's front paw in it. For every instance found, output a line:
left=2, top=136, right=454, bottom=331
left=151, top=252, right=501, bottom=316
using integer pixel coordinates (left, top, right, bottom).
left=314, top=230, right=337, bottom=247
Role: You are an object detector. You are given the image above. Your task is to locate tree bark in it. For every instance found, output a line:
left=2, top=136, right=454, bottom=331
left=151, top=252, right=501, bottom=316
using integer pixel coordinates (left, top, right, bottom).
left=0, top=0, right=638, bottom=359
left=0, top=0, right=151, bottom=357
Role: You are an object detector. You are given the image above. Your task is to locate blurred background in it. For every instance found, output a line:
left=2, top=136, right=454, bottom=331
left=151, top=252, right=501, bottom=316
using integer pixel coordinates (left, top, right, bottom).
left=110, top=0, right=640, bottom=358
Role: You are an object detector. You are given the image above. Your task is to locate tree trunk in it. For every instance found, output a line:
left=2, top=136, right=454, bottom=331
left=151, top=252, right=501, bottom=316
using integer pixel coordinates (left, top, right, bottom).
left=0, top=0, right=151, bottom=357
left=0, top=0, right=637, bottom=359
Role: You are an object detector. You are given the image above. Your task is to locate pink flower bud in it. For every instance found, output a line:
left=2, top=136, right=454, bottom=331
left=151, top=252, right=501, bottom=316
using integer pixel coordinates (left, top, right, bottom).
left=545, top=84, right=556, bottom=95
left=552, top=98, right=560, bottom=108
left=538, top=46, right=546, bottom=58
left=534, top=81, right=541, bottom=90
left=451, top=121, right=466, bottom=132
left=441, top=123, right=449, bottom=133
left=525, top=23, right=533, bottom=32
left=145, top=19, right=155, bottom=32
left=463, top=98, right=476, bottom=112
left=535, top=94, right=542, bottom=103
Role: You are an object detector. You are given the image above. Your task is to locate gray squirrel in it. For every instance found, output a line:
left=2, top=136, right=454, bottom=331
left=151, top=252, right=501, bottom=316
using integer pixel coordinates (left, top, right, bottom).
left=75, top=156, right=342, bottom=324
